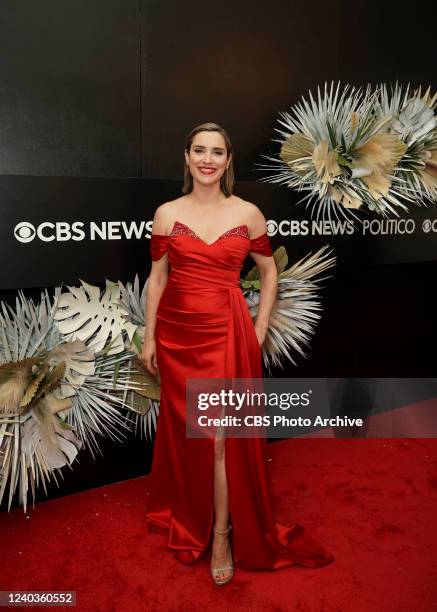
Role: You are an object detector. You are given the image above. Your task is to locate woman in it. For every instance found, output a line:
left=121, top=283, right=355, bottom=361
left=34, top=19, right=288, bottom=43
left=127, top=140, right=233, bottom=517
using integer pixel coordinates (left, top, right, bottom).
left=141, top=122, right=334, bottom=586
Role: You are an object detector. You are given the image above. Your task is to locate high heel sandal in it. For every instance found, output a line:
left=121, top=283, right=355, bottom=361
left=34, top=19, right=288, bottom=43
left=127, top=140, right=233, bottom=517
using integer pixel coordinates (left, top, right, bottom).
left=210, top=524, right=234, bottom=586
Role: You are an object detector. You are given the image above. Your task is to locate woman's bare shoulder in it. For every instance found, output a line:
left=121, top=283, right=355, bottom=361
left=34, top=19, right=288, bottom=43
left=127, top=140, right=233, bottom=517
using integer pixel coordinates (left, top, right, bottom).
left=155, top=196, right=187, bottom=216
left=153, top=197, right=188, bottom=233
left=237, top=198, right=269, bottom=237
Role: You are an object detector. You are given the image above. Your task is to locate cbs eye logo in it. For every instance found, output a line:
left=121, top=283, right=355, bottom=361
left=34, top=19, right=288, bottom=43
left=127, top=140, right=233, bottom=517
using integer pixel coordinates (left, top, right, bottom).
left=266, top=220, right=278, bottom=236
left=422, top=219, right=437, bottom=233
left=14, top=222, right=36, bottom=243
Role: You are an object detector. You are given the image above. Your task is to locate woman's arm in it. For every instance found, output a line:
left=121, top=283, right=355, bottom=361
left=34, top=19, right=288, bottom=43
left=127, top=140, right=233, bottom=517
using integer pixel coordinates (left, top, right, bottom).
left=251, top=254, right=277, bottom=345
left=247, top=205, right=278, bottom=346
left=142, top=206, right=170, bottom=375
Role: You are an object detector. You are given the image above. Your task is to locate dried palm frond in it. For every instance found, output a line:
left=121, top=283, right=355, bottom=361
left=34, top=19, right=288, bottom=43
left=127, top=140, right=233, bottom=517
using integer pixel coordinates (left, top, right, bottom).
left=376, top=82, right=437, bottom=205
left=0, top=358, right=39, bottom=414
left=118, top=274, right=148, bottom=327
left=0, top=358, right=83, bottom=512
left=117, top=275, right=160, bottom=438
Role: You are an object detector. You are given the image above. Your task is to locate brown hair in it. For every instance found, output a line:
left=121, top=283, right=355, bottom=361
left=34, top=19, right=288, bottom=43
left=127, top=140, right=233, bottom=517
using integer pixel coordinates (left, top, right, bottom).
left=182, top=122, right=235, bottom=197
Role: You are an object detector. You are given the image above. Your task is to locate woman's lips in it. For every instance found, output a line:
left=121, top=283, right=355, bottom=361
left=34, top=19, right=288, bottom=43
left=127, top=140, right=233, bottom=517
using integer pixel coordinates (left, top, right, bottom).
left=198, top=167, right=216, bottom=175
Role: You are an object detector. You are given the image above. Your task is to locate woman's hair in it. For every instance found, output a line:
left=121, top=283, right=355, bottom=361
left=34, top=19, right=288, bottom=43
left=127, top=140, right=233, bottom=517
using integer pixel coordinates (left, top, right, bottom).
left=182, top=122, right=235, bottom=197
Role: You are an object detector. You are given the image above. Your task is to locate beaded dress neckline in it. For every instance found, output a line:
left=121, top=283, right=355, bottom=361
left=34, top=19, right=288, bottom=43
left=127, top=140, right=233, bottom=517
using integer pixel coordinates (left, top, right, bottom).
left=169, top=220, right=249, bottom=246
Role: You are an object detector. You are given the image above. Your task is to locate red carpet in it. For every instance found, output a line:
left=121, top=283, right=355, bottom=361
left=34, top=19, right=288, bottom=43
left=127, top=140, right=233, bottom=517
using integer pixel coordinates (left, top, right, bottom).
left=1, top=438, right=436, bottom=611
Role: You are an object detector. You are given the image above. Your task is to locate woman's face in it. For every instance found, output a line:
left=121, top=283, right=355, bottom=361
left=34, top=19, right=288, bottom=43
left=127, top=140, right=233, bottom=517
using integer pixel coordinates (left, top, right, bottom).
left=185, top=131, right=231, bottom=187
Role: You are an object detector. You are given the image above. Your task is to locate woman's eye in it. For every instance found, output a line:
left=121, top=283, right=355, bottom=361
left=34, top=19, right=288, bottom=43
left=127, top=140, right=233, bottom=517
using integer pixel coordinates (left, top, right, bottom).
left=193, top=149, right=224, bottom=155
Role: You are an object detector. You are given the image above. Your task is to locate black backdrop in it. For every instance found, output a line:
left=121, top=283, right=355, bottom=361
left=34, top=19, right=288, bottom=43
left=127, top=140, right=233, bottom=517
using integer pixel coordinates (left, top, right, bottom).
left=1, top=0, right=436, bottom=509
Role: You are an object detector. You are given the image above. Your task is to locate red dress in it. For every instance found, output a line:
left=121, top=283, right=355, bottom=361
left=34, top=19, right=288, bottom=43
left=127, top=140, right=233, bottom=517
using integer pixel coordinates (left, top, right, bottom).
left=145, top=220, right=334, bottom=570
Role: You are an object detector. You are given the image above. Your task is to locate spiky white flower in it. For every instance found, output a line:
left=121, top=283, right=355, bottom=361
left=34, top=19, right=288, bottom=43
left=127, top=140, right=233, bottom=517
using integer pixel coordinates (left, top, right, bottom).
left=256, top=81, right=437, bottom=220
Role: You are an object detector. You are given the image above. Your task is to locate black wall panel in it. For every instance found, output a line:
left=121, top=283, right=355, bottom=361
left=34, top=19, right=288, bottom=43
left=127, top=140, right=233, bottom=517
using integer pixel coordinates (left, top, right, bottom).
left=0, top=0, right=140, bottom=176
left=339, top=1, right=436, bottom=87
left=141, top=0, right=340, bottom=179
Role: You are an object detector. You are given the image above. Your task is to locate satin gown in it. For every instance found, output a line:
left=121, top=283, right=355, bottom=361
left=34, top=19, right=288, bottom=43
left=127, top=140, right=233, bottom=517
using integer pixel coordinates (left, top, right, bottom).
left=145, top=219, right=334, bottom=570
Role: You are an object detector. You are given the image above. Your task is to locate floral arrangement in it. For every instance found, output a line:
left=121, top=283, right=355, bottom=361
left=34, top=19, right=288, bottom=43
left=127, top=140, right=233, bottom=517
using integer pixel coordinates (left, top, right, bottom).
left=0, top=245, right=335, bottom=511
left=0, top=279, right=158, bottom=512
left=257, top=82, right=437, bottom=220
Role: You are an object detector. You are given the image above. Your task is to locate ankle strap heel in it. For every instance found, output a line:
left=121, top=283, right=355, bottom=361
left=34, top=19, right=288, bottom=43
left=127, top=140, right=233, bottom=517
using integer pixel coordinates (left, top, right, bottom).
left=214, top=524, right=232, bottom=535
left=211, top=524, right=234, bottom=585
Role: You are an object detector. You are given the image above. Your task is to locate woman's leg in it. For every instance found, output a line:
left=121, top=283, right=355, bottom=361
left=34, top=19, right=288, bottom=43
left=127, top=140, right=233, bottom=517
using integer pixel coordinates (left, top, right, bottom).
left=211, top=434, right=233, bottom=581
left=213, top=436, right=229, bottom=530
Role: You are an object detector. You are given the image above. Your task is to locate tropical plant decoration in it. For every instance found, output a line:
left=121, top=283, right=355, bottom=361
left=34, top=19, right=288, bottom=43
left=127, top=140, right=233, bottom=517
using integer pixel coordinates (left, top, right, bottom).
left=257, top=81, right=437, bottom=220
left=0, top=280, right=159, bottom=512
left=376, top=84, right=437, bottom=204
left=0, top=245, right=335, bottom=511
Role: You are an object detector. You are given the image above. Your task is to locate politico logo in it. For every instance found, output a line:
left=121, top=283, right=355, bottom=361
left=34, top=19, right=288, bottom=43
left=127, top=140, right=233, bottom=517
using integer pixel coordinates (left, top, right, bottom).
left=361, top=219, right=415, bottom=235
left=14, top=221, right=153, bottom=243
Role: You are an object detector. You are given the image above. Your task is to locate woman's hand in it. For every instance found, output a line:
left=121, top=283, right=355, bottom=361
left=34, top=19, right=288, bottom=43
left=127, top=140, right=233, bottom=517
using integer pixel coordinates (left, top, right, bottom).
left=141, top=338, right=158, bottom=376
left=254, top=323, right=267, bottom=347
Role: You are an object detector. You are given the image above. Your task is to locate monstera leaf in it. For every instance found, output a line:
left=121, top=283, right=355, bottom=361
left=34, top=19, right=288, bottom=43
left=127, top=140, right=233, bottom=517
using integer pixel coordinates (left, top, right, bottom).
left=53, top=279, right=137, bottom=355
